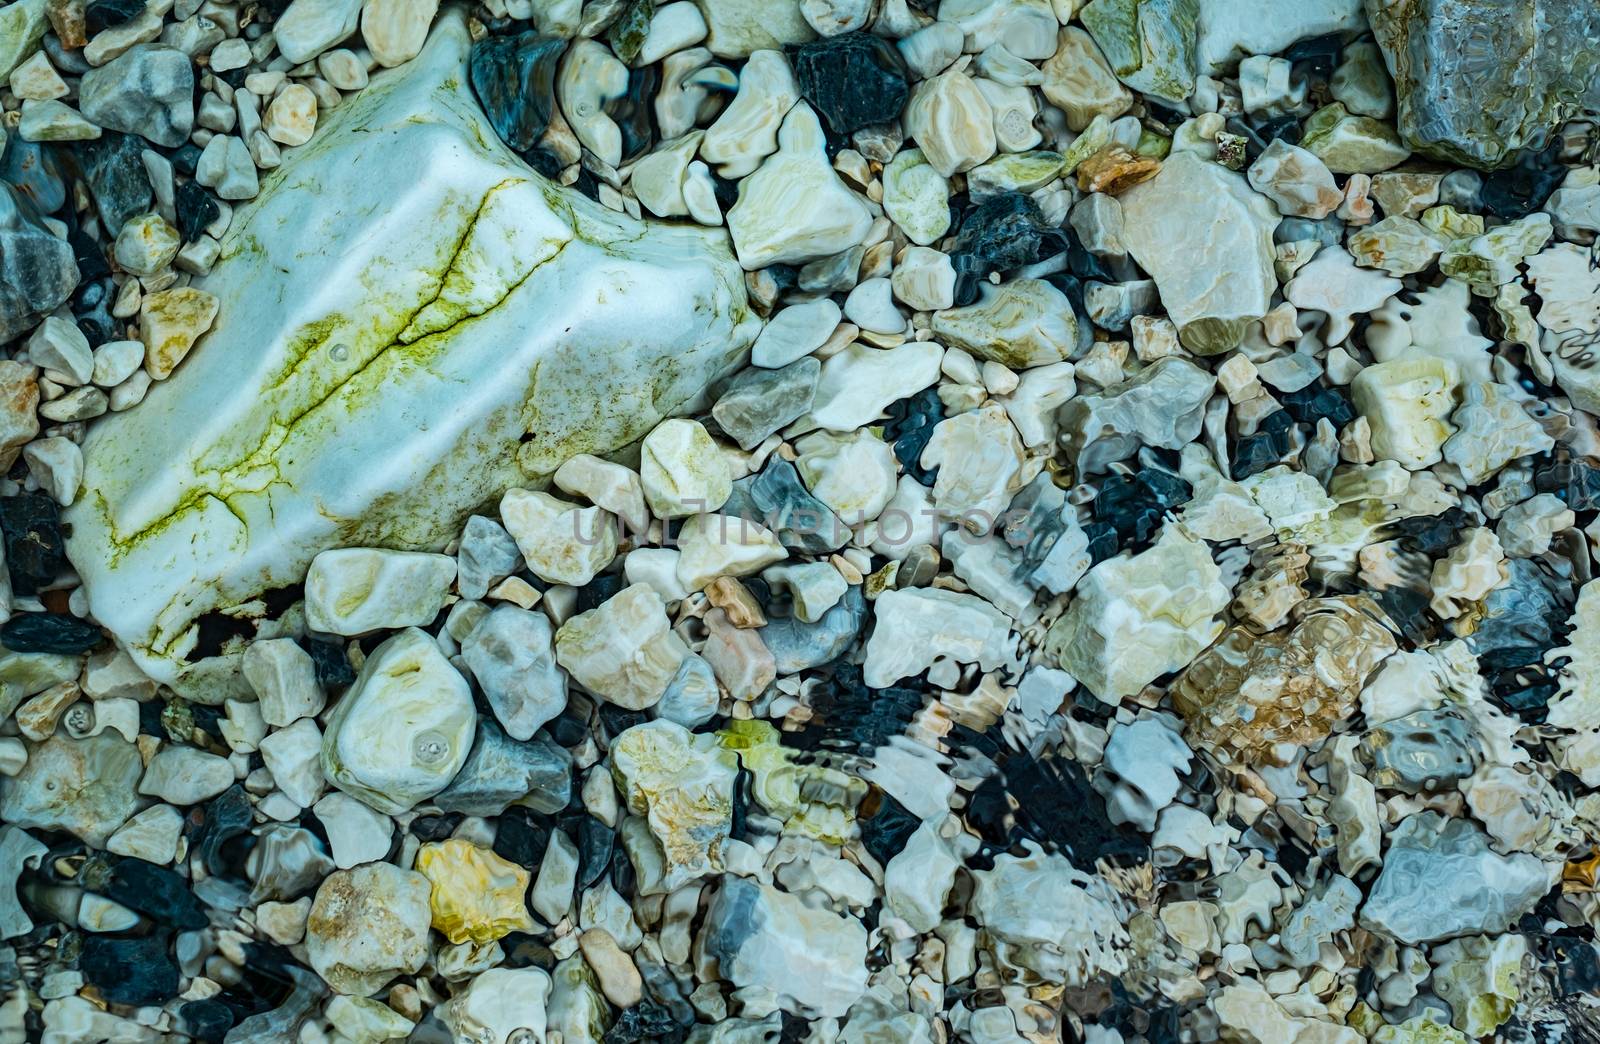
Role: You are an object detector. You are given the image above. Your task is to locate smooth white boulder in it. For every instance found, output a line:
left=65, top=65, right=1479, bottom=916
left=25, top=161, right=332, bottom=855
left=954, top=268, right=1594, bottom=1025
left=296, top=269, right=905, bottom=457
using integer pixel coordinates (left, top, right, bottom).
left=64, top=12, right=757, bottom=696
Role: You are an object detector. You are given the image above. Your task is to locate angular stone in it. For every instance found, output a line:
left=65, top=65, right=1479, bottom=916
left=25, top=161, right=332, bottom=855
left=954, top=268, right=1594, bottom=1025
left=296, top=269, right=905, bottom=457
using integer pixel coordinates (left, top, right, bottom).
left=0, top=183, right=78, bottom=344
left=433, top=719, right=571, bottom=816
left=702, top=875, right=867, bottom=1017
left=863, top=586, right=1014, bottom=687
left=611, top=719, right=738, bottom=889
left=460, top=604, right=566, bottom=740
left=1367, top=0, right=1600, bottom=170
left=555, top=584, right=687, bottom=710
left=1079, top=0, right=1198, bottom=106
left=65, top=13, right=756, bottom=696
left=1300, top=102, right=1410, bottom=173
left=1057, top=356, right=1215, bottom=474
left=304, top=546, right=456, bottom=635
left=1359, top=812, right=1552, bottom=943
left=932, top=279, right=1077, bottom=369
left=1116, top=152, right=1279, bottom=353
left=306, top=861, right=432, bottom=995
left=880, top=148, right=950, bottom=247
left=77, top=44, right=194, bottom=148
left=416, top=838, right=535, bottom=945
left=0, top=733, right=144, bottom=847
left=1193, top=0, right=1364, bottom=75
left=711, top=357, right=819, bottom=450
left=1043, top=524, right=1229, bottom=701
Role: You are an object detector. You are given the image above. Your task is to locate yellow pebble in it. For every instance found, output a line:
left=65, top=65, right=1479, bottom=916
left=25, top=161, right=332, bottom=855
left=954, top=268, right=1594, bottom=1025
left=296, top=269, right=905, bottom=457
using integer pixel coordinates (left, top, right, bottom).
left=414, top=839, right=535, bottom=945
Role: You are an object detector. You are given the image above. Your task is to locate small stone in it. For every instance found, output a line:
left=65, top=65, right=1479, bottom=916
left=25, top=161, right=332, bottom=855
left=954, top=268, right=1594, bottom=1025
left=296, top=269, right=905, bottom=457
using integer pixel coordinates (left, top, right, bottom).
left=325, top=995, right=415, bottom=1043
left=194, top=133, right=259, bottom=200
left=0, top=733, right=143, bottom=846
left=0, top=184, right=79, bottom=344
left=361, top=0, right=437, bottom=67
left=750, top=299, right=840, bottom=369
left=1352, top=354, right=1459, bottom=470
left=433, top=720, right=571, bottom=816
left=802, top=340, right=943, bottom=432
left=18, top=98, right=101, bottom=142
left=468, top=31, right=564, bottom=153
left=25, top=315, right=94, bottom=385
left=139, top=744, right=235, bottom=805
left=611, top=719, right=737, bottom=888
left=890, top=246, right=956, bottom=312
left=1284, top=246, right=1402, bottom=346
left=903, top=65, right=996, bottom=177
left=1247, top=139, right=1341, bottom=219
left=790, top=31, right=908, bottom=137
left=461, top=604, right=566, bottom=740
left=1075, top=145, right=1159, bottom=194
left=500, top=488, right=617, bottom=586
left=881, top=148, right=950, bottom=248
left=312, top=791, right=394, bottom=869
left=932, top=278, right=1078, bottom=369
left=1347, top=215, right=1447, bottom=276
left=578, top=928, right=643, bottom=1008
left=555, top=584, right=687, bottom=709
left=711, top=357, right=819, bottom=450
left=1359, top=812, right=1551, bottom=943
left=416, top=838, right=536, bottom=945
left=1116, top=152, right=1278, bottom=353
left=264, top=83, right=319, bottom=147
left=305, top=547, right=455, bottom=635
left=1441, top=381, right=1555, bottom=485
left=1079, top=0, right=1198, bottom=105
left=77, top=44, right=193, bottom=148
left=676, top=512, right=788, bottom=591
left=1040, top=26, right=1132, bottom=131
left=276, top=0, right=363, bottom=64
left=1300, top=102, right=1410, bottom=174
left=1058, top=356, right=1215, bottom=474
left=106, top=803, right=184, bottom=863
left=701, top=875, right=868, bottom=1016
left=794, top=428, right=895, bottom=522
left=306, top=861, right=432, bottom=994
left=321, top=627, right=475, bottom=814
left=1043, top=524, right=1229, bottom=701
left=640, top=418, right=732, bottom=518
left=8, top=49, right=65, bottom=101
left=111, top=211, right=179, bottom=277
left=726, top=103, right=872, bottom=269
left=444, top=967, right=552, bottom=1044
left=259, top=716, right=326, bottom=808
left=455, top=515, right=523, bottom=600
left=138, top=285, right=218, bottom=379
left=863, top=586, right=1014, bottom=687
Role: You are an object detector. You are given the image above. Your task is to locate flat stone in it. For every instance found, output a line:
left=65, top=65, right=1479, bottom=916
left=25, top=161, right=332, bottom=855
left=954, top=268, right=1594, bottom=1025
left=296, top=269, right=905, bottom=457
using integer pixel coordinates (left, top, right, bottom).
left=701, top=875, right=867, bottom=1016
left=0, top=183, right=78, bottom=344
left=1079, top=0, right=1199, bottom=106
left=460, top=604, right=566, bottom=740
left=1368, top=0, right=1600, bottom=169
left=749, top=298, right=839, bottom=369
left=1194, top=0, right=1363, bottom=75
left=0, top=733, right=144, bottom=847
left=711, top=357, right=819, bottom=450
left=1359, top=812, right=1552, bottom=943
left=433, top=719, right=571, bottom=816
left=304, top=547, right=456, bottom=635
left=1116, top=152, right=1279, bottom=353
left=64, top=13, right=756, bottom=697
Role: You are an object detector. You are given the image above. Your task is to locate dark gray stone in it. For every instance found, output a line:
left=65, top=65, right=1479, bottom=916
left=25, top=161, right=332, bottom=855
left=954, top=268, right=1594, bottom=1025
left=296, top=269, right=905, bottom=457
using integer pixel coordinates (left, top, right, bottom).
left=0, top=184, right=79, bottom=343
left=711, top=356, right=819, bottom=450
left=433, top=720, right=572, bottom=817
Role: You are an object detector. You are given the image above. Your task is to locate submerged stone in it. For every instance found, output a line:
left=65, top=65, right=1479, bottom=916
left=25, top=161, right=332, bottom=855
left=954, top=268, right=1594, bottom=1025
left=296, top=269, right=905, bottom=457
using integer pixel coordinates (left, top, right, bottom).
left=468, top=31, right=564, bottom=154
left=1367, top=0, right=1600, bottom=169
left=790, top=32, right=909, bottom=137
left=65, top=12, right=757, bottom=697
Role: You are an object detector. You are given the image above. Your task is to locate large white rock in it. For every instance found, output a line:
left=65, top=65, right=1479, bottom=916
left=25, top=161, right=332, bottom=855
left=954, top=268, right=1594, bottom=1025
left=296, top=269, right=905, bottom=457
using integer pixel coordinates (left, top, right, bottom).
left=1116, top=152, right=1280, bottom=354
left=65, top=12, right=757, bottom=697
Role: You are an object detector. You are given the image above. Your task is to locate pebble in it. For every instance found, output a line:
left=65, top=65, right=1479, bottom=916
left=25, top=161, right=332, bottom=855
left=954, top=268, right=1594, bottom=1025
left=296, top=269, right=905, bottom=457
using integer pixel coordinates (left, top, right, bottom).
left=77, top=44, right=193, bottom=147
left=138, top=744, right=235, bottom=805
left=321, top=627, right=474, bottom=814
left=305, top=861, right=432, bottom=995
left=500, top=488, right=616, bottom=586
left=555, top=584, right=687, bottom=709
left=304, top=547, right=454, bottom=635
left=749, top=298, right=839, bottom=369
left=461, top=604, right=566, bottom=740
left=0, top=184, right=80, bottom=344
left=727, top=103, right=872, bottom=269
left=712, top=356, right=820, bottom=450
left=903, top=64, right=996, bottom=177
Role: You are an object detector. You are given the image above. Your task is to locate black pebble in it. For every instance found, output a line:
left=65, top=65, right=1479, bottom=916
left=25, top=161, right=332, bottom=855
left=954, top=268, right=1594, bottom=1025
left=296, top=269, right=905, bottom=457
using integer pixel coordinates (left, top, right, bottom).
left=1093, top=469, right=1192, bottom=548
left=69, top=132, right=152, bottom=237
left=1480, top=139, right=1566, bottom=219
left=174, top=180, right=220, bottom=242
left=606, top=1002, right=689, bottom=1044
left=410, top=813, right=464, bottom=842
left=1081, top=519, right=1119, bottom=564
left=178, top=999, right=234, bottom=1043
left=882, top=386, right=943, bottom=484
left=948, top=193, right=1068, bottom=305
left=493, top=806, right=552, bottom=869
left=196, top=784, right=255, bottom=876
left=468, top=32, right=565, bottom=154
left=85, top=0, right=147, bottom=37
left=80, top=933, right=178, bottom=1006
left=1535, top=454, right=1600, bottom=512
left=0, top=612, right=103, bottom=654
left=575, top=570, right=625, bottom=614
left=858, top=788, right=920, bottom=865
left=1278, top=381, right=1355, bottom=427
left=97, top=858, right=208, bottom=930
left=575, top=816, right=613, bottom=890
left=0, top=493, right=65, bottom=595
left=608, top=65, right=658, bottom=164
left=72, top=277, right=118, bottom=344
left=790, top=32, right=910, bottom=138
left=168, top=143, right=203, bottom=179
left=300, top=635, right=355, bottom=688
